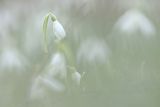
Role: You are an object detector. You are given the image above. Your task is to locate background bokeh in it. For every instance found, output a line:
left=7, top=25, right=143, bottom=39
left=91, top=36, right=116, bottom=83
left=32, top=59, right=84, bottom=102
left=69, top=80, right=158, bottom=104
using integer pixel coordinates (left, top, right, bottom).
left=0, top=0, right=160, bottom=107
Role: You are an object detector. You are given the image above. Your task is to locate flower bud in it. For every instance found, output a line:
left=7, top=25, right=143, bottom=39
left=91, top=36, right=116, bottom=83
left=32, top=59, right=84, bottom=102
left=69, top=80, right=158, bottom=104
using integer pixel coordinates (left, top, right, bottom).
left=71, top=71, right=81, bottom=86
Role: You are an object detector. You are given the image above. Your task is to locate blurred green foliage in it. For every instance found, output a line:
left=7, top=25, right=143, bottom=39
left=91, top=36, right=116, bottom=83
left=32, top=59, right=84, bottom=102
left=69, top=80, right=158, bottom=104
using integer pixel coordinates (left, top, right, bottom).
left=0, top=0, right=160, bottom=107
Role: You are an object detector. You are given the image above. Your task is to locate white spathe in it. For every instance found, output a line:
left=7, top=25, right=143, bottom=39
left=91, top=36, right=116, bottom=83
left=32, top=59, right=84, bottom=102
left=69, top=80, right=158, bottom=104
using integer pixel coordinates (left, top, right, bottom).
left=114, top=9, right=156, bottom=38
left=53, top=20, right=66, bottom=41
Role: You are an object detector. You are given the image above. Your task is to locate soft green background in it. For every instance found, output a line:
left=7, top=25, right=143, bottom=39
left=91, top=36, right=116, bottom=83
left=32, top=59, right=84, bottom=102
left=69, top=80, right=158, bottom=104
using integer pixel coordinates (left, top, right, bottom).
left=0, top=0, right=160, bottom=107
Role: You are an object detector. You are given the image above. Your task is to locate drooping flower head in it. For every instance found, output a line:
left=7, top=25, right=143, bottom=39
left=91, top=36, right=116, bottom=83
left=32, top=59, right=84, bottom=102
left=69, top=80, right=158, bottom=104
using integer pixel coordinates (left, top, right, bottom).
left=43, top=12, right=66, bottom=53
left=52, top=20, right=66, bottom=41
left=114, top=9, right=156, bottom=38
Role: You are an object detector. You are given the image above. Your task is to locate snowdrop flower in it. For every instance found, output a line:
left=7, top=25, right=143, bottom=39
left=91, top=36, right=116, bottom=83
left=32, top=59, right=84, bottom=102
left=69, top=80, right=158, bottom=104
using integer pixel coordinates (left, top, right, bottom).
left=46, top=52, right=67, bottom=79
left=43, top=13, right=66, bottom=53
left=30, top=76, right=45, bottom=99
left=30, top=52, right=67, bottom=99
left=71, top=71, right=81, bottom=86
left=114, top=9, right=156, bottom=38
left=0, top=47, right=28, bottom=72
left=53, top=20, right=66, bottom=41
left=77, top=38, right=110, bottom=64
left=30, top=75, right=65, bottom=99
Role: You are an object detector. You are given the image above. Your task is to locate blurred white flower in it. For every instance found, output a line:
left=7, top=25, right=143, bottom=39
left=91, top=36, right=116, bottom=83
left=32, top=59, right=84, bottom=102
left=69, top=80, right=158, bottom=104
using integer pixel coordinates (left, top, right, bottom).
left=46, top=52, right=67, bottom=79
left=71, top=71, right=81, bottom=86
left=114, top=9, right=156, bottom=38
left=30, top=52, right=67, bottom=99
left=30, top=76, right=45, bottom=99
left=30, top=75, right=65, bottom=99
left=40, top=76, right=65, bottom=92
left=0, top=47, right=28, bottom=72
left=53, top=20, right=66, bottom=41
left=77, top=38, right=110, bottom=64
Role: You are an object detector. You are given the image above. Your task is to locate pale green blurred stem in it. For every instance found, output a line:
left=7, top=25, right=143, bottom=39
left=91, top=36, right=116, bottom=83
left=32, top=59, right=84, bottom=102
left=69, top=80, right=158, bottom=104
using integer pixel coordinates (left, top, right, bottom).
left=56, top=41, right=77, bottom=73
left=56, top=41, right=79, bottom=93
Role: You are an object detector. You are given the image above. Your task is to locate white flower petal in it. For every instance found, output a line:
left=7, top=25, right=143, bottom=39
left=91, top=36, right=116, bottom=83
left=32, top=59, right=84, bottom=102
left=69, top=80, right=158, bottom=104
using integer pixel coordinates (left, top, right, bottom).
left=29, top=76, right=45, bottom=100
left=53, top=20, right=66, bottom=41
left=30, top=75, right=65, bottom=100
left=40, top=76, right=65, bottom=92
